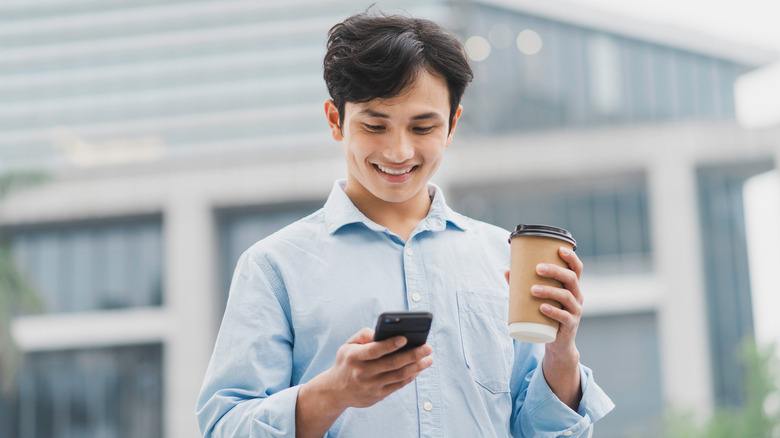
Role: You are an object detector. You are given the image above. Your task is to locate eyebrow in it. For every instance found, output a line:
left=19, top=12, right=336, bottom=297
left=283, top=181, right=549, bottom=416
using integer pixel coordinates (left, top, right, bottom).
left=358, top=109, right=444, bottom=121
left=411, top=112, right=443, bottom=121
left=358, top=109, right=389, bottom=119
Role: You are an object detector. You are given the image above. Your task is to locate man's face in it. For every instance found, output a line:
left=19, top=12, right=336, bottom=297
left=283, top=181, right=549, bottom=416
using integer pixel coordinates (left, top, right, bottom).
left=325, top=70, right=462, bottom=210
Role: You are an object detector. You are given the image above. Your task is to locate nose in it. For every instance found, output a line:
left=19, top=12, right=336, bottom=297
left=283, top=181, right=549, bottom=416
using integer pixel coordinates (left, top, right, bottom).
left=383, top=131, right=415, bottom=163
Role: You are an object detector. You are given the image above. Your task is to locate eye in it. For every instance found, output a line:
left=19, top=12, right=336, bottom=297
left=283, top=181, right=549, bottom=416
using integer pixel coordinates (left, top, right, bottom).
left=413, top=126, right=434, bottom=134
left=364, top=124, right=386, bottom=132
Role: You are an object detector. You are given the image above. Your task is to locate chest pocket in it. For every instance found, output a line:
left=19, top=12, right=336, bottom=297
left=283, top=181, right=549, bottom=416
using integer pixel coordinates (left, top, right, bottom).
left=456, top=289, right=513, bottom=394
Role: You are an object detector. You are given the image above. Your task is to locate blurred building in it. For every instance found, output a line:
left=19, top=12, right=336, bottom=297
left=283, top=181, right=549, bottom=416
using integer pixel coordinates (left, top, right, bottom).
left=0, top=0, right=778, bottom=437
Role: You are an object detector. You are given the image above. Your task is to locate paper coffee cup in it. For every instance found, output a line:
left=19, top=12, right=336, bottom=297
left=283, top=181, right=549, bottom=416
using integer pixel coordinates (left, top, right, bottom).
left=508, top=224, right=576, bottom=343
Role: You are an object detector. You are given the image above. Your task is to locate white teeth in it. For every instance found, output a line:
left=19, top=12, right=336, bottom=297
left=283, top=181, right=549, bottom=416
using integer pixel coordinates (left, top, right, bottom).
left=376, top=164, right=414, bottom=176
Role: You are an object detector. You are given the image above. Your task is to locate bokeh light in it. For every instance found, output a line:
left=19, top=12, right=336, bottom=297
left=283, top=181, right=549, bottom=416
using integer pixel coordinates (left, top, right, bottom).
left=465, top=35, right=491, bottom=61
left=516, top=29, right=543, bottom=55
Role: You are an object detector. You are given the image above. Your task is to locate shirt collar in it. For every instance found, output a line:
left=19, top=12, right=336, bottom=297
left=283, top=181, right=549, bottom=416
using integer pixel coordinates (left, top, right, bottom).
left=323, top=180, right=469, bottom=235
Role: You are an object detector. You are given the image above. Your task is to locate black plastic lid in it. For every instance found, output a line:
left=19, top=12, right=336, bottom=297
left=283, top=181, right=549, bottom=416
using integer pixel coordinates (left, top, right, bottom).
left=508, top=224, right=577, bottom=250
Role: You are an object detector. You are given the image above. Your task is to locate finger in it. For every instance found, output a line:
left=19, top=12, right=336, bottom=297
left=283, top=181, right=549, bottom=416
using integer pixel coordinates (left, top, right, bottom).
left=380, top=372, right=420, bottom=396
left=504, top=269, right=510, bottom=285
left=531, top=285, right=581, bottom=313
left=540, top=303, right=579, bottom=328
left=558, top=247, right=583, bottom=279
left=379, top=355, right=433, bottom=385
left=372, top=344, right=432, bottom=373
left=536, top=263, right=581, bottom=303
left=358, top=336, right=408, bottom=361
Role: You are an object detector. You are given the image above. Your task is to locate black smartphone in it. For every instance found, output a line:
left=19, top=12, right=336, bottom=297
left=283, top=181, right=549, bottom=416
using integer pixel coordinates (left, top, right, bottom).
left=373, top=311, right=433, bottom=353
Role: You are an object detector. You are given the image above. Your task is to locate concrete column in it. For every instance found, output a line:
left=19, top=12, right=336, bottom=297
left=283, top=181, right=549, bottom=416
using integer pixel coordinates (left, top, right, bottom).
left=163, top=186, right=218, bottom=438
left=648, top=154, right=714, bottom=420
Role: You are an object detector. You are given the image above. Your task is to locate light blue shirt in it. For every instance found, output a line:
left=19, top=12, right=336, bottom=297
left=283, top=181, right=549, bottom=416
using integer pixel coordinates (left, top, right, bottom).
left=197, top=180, right=614, bottom=437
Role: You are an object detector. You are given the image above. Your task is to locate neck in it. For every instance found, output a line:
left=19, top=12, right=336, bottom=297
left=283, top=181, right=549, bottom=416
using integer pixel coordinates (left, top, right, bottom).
left=344, top=183, right=432, bottom=242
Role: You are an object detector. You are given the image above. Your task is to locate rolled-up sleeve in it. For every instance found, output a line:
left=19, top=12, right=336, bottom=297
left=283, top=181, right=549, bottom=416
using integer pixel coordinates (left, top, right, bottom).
left=510, top=342, right=615, bottom=438
left=196, top=251, right=298, bottom=437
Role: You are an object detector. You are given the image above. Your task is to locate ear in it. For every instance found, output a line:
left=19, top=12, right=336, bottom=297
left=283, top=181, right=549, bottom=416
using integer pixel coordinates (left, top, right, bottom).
left=445, top=105, right=463, bottom=148
left=324, top=99, right=343, bottom=141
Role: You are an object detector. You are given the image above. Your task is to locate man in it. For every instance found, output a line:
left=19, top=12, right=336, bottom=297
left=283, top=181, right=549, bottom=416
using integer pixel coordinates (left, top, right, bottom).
left=197, top=11, right=613, bottom=437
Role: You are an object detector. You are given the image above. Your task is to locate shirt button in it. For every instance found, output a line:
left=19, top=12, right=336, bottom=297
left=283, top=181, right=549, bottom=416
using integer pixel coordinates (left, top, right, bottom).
left=405, top=247, right=413, bottom=256
left=423, top=402, right=433, bottom=411
left=563, top=431, right=573, bottom=436
left=412, top=293, right=421, bottom=302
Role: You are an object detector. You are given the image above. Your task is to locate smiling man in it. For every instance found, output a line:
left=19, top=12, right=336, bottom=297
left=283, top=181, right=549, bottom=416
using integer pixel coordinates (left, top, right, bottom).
left=327, top=70, right=459, bottom=243
left=196, top=11, right=613, bottom=438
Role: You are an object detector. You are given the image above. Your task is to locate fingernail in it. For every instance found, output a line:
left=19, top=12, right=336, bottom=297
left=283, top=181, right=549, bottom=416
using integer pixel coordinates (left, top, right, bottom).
left=396, top=337, right=407, bottom=347
left=531, top=285, right=543, bottom=295
left=560, top=247, right=571, bottom=256
left=541, top=304, right=551, bottom=312
left=536, top=264, right=548, bottom=274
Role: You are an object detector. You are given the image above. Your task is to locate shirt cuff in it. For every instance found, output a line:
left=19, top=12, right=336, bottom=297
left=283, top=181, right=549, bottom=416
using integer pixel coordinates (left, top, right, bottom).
left=520, top=364, right=615, bottom=438
left=248, top=385, right=302, bottom=437
left=205, top=385, right=302, bottom=437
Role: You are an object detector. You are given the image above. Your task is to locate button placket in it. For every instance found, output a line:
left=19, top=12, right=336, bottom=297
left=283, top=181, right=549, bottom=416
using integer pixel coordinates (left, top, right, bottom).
left=402, top=240, right=440, bottom=436
left=404, top=244, right=424, bottom=308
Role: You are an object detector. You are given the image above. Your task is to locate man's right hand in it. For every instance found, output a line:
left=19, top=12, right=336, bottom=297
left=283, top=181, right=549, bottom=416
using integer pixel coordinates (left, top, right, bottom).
left=326, top=327, right=434, bottom=408
left=295, top=327, right=433, bottom=438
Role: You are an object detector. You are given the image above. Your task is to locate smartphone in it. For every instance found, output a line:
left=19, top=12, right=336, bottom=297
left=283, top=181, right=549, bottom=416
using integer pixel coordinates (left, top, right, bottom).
left=373, top=311, right=433, bottom=353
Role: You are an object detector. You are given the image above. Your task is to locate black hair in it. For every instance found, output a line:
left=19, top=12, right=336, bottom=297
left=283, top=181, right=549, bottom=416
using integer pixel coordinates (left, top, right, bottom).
left=323, top=11, right=474, bottom=132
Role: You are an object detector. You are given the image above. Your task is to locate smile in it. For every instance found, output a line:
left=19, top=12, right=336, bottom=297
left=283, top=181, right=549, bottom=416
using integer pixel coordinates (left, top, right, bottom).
left=375, top=164, right=417, bottom=176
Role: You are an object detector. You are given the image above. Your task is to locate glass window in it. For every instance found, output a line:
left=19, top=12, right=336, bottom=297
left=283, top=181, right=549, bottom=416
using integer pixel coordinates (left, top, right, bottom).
left=586, top=34, right=624, bottom=118
left=715, top=60, right=738, bottom=118
left=627, top=40, right=655, bottom=121
left=650, top=46, right=675, bottom=120
left=697, top=160, right=775, bottom=407
left=674, top=51, right=697, bottom=118
left=578, top=312, right=663, bottom=437
left=695, top=56, right=718, bottom=118
left=450, top=174, right=653, bottom=274
left=558, top=26, right=588, bottom=127
left=456, top=4, right=747, bottom=133
left=8, top=217, right=163, bottom=314
left=1, top=344, right=163, bottom=438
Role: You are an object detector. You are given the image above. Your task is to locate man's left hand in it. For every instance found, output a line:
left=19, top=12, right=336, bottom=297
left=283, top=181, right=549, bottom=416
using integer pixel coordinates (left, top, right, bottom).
left=504, top=246, right=584, bottom=410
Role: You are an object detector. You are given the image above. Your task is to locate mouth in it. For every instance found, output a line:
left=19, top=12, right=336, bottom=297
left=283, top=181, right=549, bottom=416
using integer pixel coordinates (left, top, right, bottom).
left=374, top=164, right=418, bottom=176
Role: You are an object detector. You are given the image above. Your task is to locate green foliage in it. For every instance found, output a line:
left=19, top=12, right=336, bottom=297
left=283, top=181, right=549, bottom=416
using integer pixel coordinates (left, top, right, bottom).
left=0, top=171, right=50, bottom=200
left=0, top=243, right=42, bottom=392
left=0, top=172, right=48, bottom=393
left=664, top=339, right=780, bottom=438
